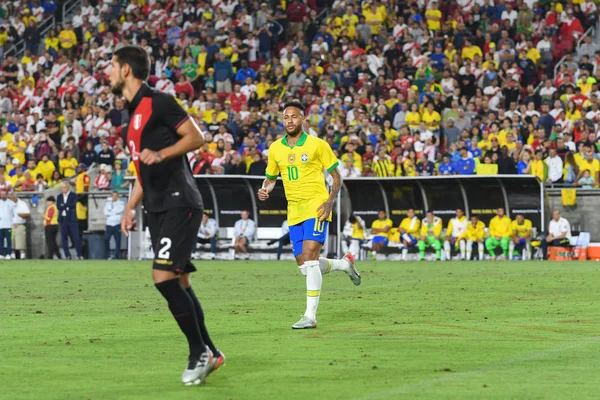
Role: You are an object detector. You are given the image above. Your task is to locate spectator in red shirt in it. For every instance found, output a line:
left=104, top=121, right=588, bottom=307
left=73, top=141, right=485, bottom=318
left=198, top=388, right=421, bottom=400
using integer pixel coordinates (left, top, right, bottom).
left=174, top=75, right=194, bottom=99
left=228, top=84, right=247, bottom=113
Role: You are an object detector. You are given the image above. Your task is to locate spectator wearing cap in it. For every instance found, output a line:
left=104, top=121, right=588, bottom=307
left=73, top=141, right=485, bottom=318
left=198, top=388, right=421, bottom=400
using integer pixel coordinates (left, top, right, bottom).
left=43, top=195, right=61, bottom=259
left=110, top=160, right=128, bottom=192
left=341, top=138, right=363, bottom=171
left=339, top=157, right=361, bottom=178
left=455, top=147, right=476, bottom=175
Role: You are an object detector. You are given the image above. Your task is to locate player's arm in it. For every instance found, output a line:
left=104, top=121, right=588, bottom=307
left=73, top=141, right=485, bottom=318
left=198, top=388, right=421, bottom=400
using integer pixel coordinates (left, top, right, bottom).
left=258, top=148, right=279, bottom=201
left=317, top=141, right=342, bottom=222
left=317, top=166, right=342, bottom=222
left=121, top=178, right=143, bottom=236
left=137, top=95, right=204, bottom=164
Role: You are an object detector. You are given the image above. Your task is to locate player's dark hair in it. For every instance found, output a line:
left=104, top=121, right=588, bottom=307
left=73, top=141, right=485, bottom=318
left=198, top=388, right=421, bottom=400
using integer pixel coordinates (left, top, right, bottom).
left=349, top=215, right=357, bottom=224
left=283, top=101, right=306, bottom=116
left=114, top=45, right=150, bottom=81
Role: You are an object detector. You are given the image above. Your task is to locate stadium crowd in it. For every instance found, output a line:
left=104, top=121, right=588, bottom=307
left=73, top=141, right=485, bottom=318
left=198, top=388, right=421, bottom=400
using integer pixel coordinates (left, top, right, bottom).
left=0, top=0, right=599, bottom=259
left=0, top=0, right=599, bottom=193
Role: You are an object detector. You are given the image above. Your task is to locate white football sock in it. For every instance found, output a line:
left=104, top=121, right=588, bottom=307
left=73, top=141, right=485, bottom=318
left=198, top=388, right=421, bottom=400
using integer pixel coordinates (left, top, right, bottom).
left=509, top=241, right=515, bottom=259
left=401, top=248, right=408, bottom=260
left=349, top=240, right=360, bottom=258
left=526, top=243, right=531, bottom=260
left=466, top=240, right=473, bottom=260
left=304, top=260, right=322, bottom=320
left=444, top=241, right=451, bottom=260
left=318, top=257, right=348, bottom=275
left=478, top=243, right=484, bottom=260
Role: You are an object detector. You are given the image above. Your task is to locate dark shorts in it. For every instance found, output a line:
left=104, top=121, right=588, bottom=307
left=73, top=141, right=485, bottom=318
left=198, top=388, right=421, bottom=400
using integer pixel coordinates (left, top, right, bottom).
left=146, top=207, right=202, bottom=274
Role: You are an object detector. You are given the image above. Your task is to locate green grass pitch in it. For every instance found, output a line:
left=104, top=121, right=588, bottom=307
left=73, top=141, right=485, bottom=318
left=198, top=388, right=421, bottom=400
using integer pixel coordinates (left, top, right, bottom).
left=2, top=260, right=600, bottom=400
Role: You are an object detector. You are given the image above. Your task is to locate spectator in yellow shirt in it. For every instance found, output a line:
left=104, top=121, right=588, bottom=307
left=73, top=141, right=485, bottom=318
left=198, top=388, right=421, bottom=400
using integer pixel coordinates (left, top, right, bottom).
left=421, top=103, right=441, bottom=132
left=461, top=37, right=482, bottom=60
left=362, top=2, right=385, bottom=34
left=59, top=23, right=77, bottom=55
left=406, top=103, right=421, bottom=132
left=425, top=1, right=442, bottom=31
left=37, top=154, right=56, bottom=182
left=341, top=141, right=363, bottom=171
left=59, top=150, right=78, bottom=178
left=576, top=150, right=600, bottom=186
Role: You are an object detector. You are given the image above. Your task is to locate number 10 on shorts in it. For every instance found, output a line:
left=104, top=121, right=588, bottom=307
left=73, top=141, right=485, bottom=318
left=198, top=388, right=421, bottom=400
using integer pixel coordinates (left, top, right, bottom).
left=314, top=219, right=325, bottom=233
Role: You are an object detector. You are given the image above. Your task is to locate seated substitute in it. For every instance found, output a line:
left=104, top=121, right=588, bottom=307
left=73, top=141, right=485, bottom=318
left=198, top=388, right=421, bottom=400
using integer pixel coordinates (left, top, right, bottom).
left=541, top=210, right=571, bottom=260
left=196, top=212, right=218, bottom=260
left=418, top=211, right=442, bottom=261
left=266, top=220, right=290, bottom=261
left=485, top=208, right=512, bottom=260
left=233, top=210, right=256, bottom=260
left=399, top=208, right=421, bottom=261
left=342, top=214, right=365, bottom=260
left=509, top=214, right=533, bottom=260
left=444, top=208, right=468, bottom=261
left=370, top=210, right=392, bottom=259
left=466, top=216, right=486, bottom=261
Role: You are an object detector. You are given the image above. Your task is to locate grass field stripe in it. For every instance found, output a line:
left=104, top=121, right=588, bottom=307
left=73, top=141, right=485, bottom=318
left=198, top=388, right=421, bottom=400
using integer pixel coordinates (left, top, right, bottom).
left=358, top=336, right=600, bottom=400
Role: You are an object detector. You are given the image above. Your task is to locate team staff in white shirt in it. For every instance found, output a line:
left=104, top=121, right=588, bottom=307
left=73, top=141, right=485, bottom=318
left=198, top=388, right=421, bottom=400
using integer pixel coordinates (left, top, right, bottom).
left=233, top=210, right=256, bottom=260
left=541, top=210, right=571, bottom=260
left=0, top=189, right=15, bottom=259
left=9, top=192, right=30, bottom=259
left=196, top=212, right=219, bottom=259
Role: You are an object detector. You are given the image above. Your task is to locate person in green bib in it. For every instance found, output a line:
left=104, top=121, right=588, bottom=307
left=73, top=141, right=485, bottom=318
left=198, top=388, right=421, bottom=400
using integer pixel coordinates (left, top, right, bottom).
left=418, top=211, right=443, bottom=261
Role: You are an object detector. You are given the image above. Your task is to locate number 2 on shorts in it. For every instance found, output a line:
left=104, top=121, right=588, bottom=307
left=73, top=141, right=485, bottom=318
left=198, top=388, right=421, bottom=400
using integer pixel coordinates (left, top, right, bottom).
left=157, top=238, right=172, bottom=259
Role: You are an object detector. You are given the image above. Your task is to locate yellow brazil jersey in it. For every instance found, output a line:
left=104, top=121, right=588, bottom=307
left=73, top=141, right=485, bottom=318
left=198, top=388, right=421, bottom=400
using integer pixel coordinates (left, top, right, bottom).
left=37, top=160, right=55, bottom=182
left=489, top=215, right=512, bottom=237
left=511, top=219, right=532, bottom=238
left=400, top=216, right=421, bottom=235
left=265, top=132, right=338, bottom=226
left=8, top=140, right=27, bottom=165
left=579, top=159, right=600, bottom=180
left=461, top=45, right=482, bottom=60
left=425, top=9, right=442, bottom=31
left=420, top=216, right=442, bottom=238
left=574, top=152, right=585, bottom=166
left=530, top=159, right=547, bottom=181
left=371, top=218, right=392, bottom=239
left=127, top=161, right=137, bottom=177
left=477, top=139, right=492, bottom=150
left=405, top=111, right=421, bottom=130
left=466, top=220, right=486, bottom=241
left=75, top=172, right=90, bottom=194
left=421, top=110, right=441, bottom=130
left=59, top=158, right=78, bottom=178
left=351, top=221, right=365, bottom=240
left=341, top=151, right=362, bottom=170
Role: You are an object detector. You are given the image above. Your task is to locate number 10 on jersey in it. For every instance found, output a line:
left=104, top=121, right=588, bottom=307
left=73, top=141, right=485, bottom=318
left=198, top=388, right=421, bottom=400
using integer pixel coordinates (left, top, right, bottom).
left=287, top=166, right=299, bottom=181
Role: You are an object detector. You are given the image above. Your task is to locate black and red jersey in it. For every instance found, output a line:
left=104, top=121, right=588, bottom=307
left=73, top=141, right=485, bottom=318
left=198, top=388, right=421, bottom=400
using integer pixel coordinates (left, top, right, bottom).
left=122, top=83, right=203, bottom=213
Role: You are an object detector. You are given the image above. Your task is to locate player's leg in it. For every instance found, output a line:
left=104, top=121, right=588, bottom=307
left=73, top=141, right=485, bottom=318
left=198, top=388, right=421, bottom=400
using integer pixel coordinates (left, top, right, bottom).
left=150, top=209, right=211, bottom=385
left=300, top=239, right=323, bottom=327
left=477, top=239, right=484, bottom=260
left=466, top=239, right=473, bottom=260
left=432, top=237, right=442, bottom=261
left=239, top=236, right=249, bottom=259
left=500, top=236, right=510, bottom=258
left=180, top=271, right=225, bottom=375
left=509, top=238, right=516, bottom=260
left=60, top=223, right=71, bottom=259
left=417, top=238, right=426, bottom=260
left=485, top=237, right=499, bottom=259
left=443, top=239, right=451, bottom=261
left=525, top=239, right=531, bottom=260
left=459, top=238, right=466, bottom=260
left=371, top=237, right=385, bottom=258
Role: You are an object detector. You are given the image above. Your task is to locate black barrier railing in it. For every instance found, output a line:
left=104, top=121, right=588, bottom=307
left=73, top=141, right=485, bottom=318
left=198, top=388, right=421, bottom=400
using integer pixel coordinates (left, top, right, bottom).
left=126, top=175, right=544, bottom=259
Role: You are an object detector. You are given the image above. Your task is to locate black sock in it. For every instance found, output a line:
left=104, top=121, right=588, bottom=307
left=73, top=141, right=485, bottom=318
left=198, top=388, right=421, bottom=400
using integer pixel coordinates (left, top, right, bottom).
left=155, top=278, right=205, bottom=358
left=186, top=286, right=219, bottom=356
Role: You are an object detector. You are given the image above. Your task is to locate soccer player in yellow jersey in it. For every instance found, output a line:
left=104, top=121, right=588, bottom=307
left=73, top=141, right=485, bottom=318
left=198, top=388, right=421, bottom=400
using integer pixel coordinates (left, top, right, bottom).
left=466, top=216, right=486, bottom=261
left=509, top=214, right=533, bottom=260
left=398, top=208, right=421, bottom=261
left=485, top=208, right=512, bottom=260
left=370, top=210, right=393, bottom=259
left=258, top=101, right=361, bottom=329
